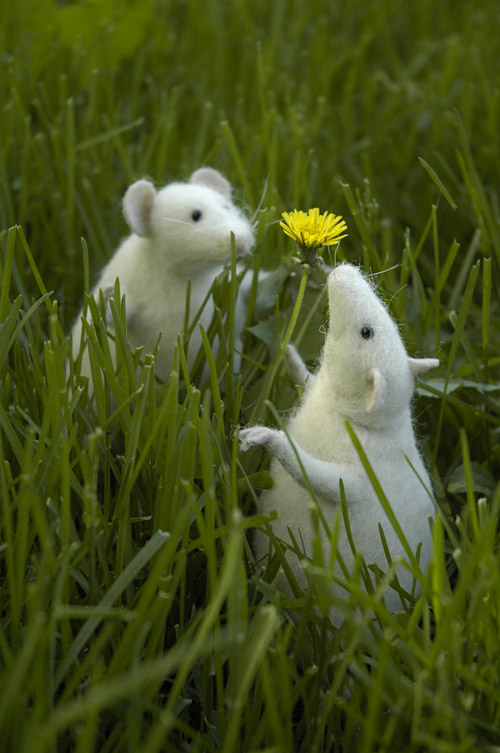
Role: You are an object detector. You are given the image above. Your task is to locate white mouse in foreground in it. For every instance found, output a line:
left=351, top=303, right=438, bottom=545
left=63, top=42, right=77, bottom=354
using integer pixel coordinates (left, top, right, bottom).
left=71, top=167, right=255, bottom=385
left=240, top=262, right=439, bottom=619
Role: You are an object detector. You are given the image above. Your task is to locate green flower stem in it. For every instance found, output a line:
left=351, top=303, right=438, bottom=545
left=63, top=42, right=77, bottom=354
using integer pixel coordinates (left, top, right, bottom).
left=249, top=267, right=308, bottom=422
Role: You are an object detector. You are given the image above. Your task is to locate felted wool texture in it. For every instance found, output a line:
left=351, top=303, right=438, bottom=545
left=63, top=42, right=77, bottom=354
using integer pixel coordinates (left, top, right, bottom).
left=71, top=168, right=255, bottom=386
left=244, top=263, right=438, bottom=622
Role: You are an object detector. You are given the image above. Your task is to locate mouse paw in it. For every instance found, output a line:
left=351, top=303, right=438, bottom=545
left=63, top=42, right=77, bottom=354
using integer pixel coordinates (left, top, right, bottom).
left=94, top=284, right=116, bottom=328
left=285, top=344, right=312, bottom=386
left=100, top=283, right=116, bottom=302
left=239, top=426, right=281, bottom=452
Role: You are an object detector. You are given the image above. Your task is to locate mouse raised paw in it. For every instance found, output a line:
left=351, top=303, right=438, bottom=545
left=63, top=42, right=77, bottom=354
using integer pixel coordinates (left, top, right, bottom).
left=239, top=426, right=285, bottom=453
left=285, top=343, right=317, bottom=387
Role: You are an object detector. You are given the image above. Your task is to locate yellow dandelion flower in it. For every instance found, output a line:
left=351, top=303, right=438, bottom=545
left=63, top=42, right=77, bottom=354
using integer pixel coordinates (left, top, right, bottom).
left=280, top=208, right=348, bottom=250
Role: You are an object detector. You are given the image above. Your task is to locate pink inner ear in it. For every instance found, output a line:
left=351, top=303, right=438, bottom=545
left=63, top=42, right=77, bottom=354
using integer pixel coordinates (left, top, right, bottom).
left=189, top=167, right=232, bottom=199
left=123, top=180, right=156, bottom=237
left=408, top=357, right=439, bottom=376
left=366, top=368, right=386, bottom=412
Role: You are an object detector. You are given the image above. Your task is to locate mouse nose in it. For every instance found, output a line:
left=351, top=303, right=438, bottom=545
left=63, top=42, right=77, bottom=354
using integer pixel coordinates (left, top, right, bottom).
left=328, top=264, right=345, bottom=285
left=235, top=227, right=255, bottom=256
left=330, top=263, right=351, bottom=276
left=328, top=263, right=361, bottom=285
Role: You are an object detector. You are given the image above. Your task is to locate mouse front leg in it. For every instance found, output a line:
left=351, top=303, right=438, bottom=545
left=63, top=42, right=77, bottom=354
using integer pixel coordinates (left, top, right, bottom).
left=239, top=426, right=366, bottom=503
left=97, top=283, right=118, bottom=328
left=97, top=283, right=138, bottom=330
left=285, top=344, right=316, bottom=387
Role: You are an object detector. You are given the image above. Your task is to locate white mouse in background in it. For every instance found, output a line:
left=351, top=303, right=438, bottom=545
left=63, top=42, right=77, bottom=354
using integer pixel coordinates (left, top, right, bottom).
left=71, top=167, right=256, bottom=386
left=240, top=262, right=439, bottom=620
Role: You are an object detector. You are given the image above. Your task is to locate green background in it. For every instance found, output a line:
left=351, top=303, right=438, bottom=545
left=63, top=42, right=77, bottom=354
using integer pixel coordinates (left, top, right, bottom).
left=1, top=1, right=500, bottom=751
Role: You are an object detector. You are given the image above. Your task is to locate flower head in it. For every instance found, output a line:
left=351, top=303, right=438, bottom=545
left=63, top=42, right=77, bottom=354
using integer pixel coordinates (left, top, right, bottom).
left=280, top=208, right=348, bottom=252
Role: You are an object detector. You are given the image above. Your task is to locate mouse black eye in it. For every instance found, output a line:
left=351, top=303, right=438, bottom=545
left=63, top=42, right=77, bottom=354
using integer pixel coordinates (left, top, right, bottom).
left=361, top=326, right=375, bottom=340
left=191, top=210, right=203, bottom=222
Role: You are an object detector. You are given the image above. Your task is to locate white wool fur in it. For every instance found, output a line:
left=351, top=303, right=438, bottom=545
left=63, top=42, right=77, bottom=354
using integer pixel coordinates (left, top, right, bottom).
left=240, top=263, right=439, bottom=620
left=71, top=167, right=255, bottom=385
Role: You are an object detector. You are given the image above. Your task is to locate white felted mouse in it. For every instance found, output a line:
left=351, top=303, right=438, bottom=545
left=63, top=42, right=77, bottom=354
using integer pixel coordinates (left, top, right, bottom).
left=240, top=262, right=439, bottom=619
left=71, top=167, right=255, bottom=386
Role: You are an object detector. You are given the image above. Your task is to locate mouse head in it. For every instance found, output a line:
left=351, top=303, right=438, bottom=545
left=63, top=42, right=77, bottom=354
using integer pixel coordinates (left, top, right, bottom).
left=321, top=264, right=438, bottom=425
left=122, top=168, right=255, bottom=272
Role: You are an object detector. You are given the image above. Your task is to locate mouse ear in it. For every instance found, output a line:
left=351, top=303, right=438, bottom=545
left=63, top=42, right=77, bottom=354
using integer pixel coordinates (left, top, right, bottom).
left=408, top=357, right=439, bottom=376
left=365, top=368, right=386, bottom=412
left=123, top=180, right=156, bottom=237
left=189, top=167, right=232, bottom=199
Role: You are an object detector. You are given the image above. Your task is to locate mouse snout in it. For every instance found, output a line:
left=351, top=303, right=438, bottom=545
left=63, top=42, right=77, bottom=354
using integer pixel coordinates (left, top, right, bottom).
left=233, top=225, right=255, bottom=256
left=328, top=264, right=367, bottom=304
left=329, top=264, right=343, bottom=279
left=327, top=264, right=353, bottom=300
left=328, top=263, right=359, bottom=282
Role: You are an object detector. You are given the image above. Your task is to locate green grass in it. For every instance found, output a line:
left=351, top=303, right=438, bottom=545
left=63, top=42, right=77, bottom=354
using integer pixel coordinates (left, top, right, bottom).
left=1, top=0, right=500, bottom=750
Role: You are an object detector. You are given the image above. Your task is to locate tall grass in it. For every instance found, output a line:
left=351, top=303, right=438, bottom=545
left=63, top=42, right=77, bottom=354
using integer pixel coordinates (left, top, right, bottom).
left=1, top=0, right=500, bottom=750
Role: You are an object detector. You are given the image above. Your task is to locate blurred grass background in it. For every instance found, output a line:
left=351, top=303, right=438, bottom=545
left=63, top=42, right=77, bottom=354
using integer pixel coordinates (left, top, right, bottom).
left=2, top=0, right=500, bottom=751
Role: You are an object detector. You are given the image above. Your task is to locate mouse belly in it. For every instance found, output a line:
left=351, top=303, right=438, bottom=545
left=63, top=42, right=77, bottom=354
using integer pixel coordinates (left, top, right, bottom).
left=254, top=445, right=434, bottom=619
left=116, top=266, right=221, bottom=381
